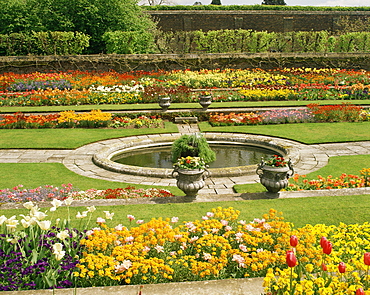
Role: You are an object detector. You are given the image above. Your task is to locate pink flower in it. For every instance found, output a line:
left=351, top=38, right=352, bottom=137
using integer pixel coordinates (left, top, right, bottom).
left=171, top=217, right=179, bottom=223
left=232, top=254, right=246, bottom=268
left=154, top=245, right=164, bottom=253
left=127, top=214, right=135, bottom=221
left=202, top=216, right=209, bottom=220
left=206, top=212, right=214, bottom=218
left=125, top=236, right=134, bottom=243
left=239, top=244, right=248, bottom=252
left=96, top=217, right=106, bottom=224
left=136, top=220, right=144, bottom=224
left=220, top=219, right=228, bottom=226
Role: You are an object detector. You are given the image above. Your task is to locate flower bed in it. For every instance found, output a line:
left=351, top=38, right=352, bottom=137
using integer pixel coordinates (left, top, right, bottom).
left=209, top=105, right=369, bottom=126
left=1, top=205, right=370, bottom=293
left=0, top=185, right=174, bottom=203
left=285, top=168, right=370, bottom=191
left=1, top=68, right=370, bottom=106
left=0, top=110, right=163, bottom=129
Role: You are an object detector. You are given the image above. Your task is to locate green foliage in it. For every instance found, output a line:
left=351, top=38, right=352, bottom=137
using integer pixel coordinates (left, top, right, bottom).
left=0, top=31, right=90, bottom=55
left=171, top=133, right=216, bottom=164
left=261, top=0, right=286, bottom=5
left=0, top=0, right=156, bottom=54
left=103, top=31, right=156, bottom=54
left=334, top=16, right=370, bottom=33
left=153, top=29, right=370, bottom=54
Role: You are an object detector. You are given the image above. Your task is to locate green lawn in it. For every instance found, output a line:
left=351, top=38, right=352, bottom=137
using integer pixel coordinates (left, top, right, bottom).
left=1, top=99, right=370, bottom=113
left=1, top=108, right=370, bottom=229
left=0, top=122, right=178, bottom=149
left=1, top=194, right=369, bottom=230
left=199, top=121, right=370, bottom=144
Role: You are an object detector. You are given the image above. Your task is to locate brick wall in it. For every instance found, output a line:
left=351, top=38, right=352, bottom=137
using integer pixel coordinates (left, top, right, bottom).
left=148, top=10, right=370, bottom=32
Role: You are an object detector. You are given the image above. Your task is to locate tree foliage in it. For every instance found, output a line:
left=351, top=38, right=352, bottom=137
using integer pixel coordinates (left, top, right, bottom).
left=261, top=0, right=286, bottom=5
left=0, top=0, right=156, bottom=53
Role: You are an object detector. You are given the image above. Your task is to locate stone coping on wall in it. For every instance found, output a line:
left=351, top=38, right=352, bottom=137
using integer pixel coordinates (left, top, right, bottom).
left=0, top=277, right=265, bottom=295
left=1, top=53, right=370, bottom=73
left=148, top=9, right=370, bottom=15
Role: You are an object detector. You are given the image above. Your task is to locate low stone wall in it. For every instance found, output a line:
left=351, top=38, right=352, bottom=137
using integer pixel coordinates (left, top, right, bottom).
left=0, top=277, right=265, bottom=295
left=147, top=10, right=370, bottom=33
left=1, top=52, right=370, bottom=73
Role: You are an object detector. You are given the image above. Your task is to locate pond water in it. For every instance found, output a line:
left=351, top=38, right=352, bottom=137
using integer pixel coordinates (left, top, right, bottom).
left=113, top=144, right=278, bottom=169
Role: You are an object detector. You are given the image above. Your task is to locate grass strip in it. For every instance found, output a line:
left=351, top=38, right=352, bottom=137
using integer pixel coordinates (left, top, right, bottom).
left=199, top=121, right=370, bottom=144
left=0, top=194, right=369, bottom=229
left=0, top=122, right=178, bottom=149
left=0, top=162, right=184, bottom=194
left=1, top=100, right=369, bottom=113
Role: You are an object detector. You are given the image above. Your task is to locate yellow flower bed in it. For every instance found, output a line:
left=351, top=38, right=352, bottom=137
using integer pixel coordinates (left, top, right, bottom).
left=58, top=109, right=112, bottom=123
left=238, top=88, right=298, bottom=100
left=75, top=208, right=291, bottom=286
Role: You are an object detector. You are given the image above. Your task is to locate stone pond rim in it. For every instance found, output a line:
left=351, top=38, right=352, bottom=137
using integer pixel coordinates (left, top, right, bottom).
left=92, top=132, right=301, bottom=178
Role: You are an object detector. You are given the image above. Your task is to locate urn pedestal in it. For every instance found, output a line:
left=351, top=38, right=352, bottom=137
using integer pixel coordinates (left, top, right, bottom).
left=172, top=168, right=210, bottom=198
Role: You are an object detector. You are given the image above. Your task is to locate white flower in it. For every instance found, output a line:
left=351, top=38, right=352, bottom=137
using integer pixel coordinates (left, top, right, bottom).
left=32, top=210, right=47, bottom=221
left=103, top=211, right=114, bottom=220
left=136, top=219, right=144, bottom=224
left=127, top=214, right=135, bottom=221
left=51, top=199, right=63, bottom=208
left=37, top=220, right=51, bottom=231
left=202, top=216, right=209, bottom=220
left=64, top=197, right=74, bottom=206
left=21, top=219, right=31, bottom=228
left=57, top=230, right=70, bottom=240
left=23, top=202, right=35, bottom=210
left=6, top=216, right=19, bottom=231
left=76, top=211, right=88, bottom=219
left=86, top=206, right=96, bottom=213
left=0, top=215, right=7, bottom=225
left=154, top=245, right=164, bottom=253
left=203, top=252, right=212, bottom=261
left=50, top=207, right=57, bottom=212
left=232, top=254, right=246, bottom=268
left=52, top=243, right=65, bottom=260
left=53, top=242, right=64, bottom=252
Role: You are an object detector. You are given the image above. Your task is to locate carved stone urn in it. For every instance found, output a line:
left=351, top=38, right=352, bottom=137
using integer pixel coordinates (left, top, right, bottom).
left=172, top=168, right=210, bottom=198
left=256, top=159, right=294, bottom=193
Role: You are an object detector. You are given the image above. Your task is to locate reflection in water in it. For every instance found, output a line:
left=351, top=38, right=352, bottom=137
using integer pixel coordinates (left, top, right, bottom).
left=113, top=144, right=278, bottom=169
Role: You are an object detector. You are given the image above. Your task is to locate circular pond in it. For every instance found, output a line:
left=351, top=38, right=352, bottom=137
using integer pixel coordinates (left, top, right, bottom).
left=92, top=133, right=299, bottom=178
left=113, top=144, right=277, bottom=169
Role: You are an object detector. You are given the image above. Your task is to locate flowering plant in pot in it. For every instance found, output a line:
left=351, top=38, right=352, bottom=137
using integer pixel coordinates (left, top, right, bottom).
left=173, top=156, right=206, bottom=170
left=264, top=155, right=289, bottom=167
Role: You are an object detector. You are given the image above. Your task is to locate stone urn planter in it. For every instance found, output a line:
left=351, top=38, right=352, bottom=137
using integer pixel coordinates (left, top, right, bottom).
left=158, top=96, right=171, bottom=111
left=199, top=95, right=212, bottom=110
left=172, top=168, right=210, bottom=198
left=256, top=158, right=294, bottom=193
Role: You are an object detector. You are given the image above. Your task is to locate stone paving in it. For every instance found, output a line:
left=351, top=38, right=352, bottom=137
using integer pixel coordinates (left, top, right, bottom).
left=1, top=123, right=370, bottom=195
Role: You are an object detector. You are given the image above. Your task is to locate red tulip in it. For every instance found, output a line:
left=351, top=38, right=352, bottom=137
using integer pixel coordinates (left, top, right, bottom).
left=321, top=263, right=327, bottom=271
left=290, top=235, right=298, bottom=247
left=286, top=250, right=297, bottom=268
left=356, top=288, right=365, bottom=295
left=364, top=252, right=370, bottom=266
left=322, top=240, right=332, bottom=255
left=338, top=262, right=346, bottom=273
left=320, top=236, right=328, bottom=248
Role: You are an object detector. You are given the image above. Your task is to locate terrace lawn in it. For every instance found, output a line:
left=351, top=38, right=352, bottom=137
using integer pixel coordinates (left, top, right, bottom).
left=1, top=99, right=370, bottom=113
left=199, top=121, right=370, bottom=144
left=0, top=194, right=369, bottom=230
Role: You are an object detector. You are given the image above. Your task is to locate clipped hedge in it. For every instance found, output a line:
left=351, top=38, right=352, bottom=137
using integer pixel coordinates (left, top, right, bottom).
left=102, top=31, right=156, bottom=54
left=0, top=31, right=90, bottom=56
left=153, top=30, right=370, bottom=54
